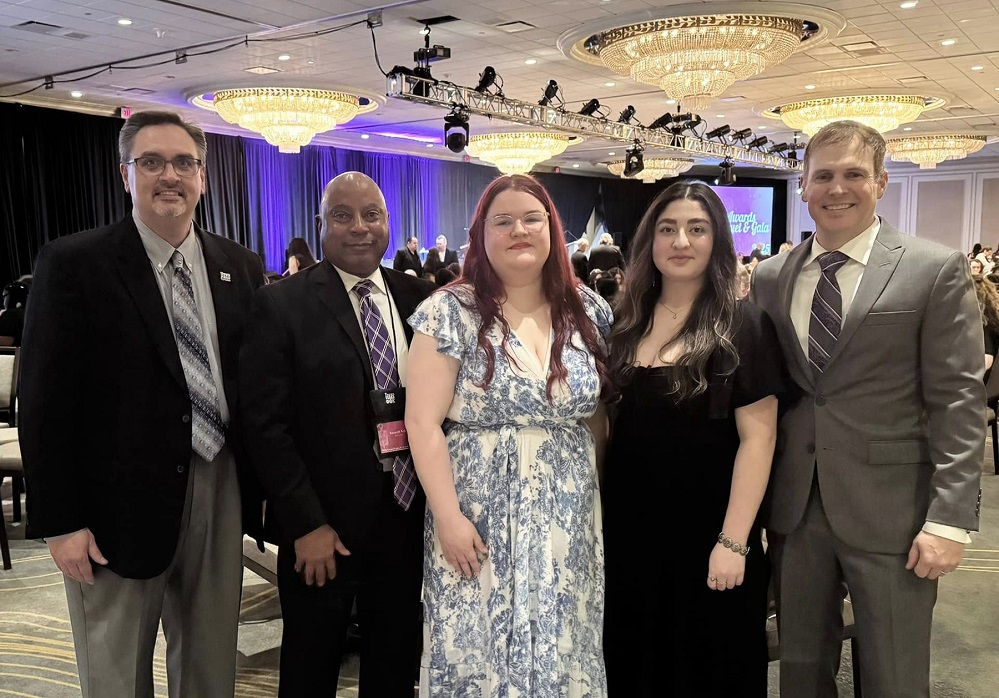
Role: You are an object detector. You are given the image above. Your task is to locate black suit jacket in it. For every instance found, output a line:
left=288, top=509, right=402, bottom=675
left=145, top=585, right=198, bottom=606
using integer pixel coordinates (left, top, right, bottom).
left=18, top=216, right=266, bottom=579
left=588, top=245, right=625, bottom=274
left=571, top=251, right=589, bottom=284
left=392, top=248, right=423, bottom=277
left=441, top=249, right=459, bottom=268
left=239, top=262, right=434, bottom=551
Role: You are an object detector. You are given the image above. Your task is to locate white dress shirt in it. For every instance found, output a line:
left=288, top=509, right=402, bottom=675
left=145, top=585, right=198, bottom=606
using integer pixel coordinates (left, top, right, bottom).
left=790, top=219, right=970, bottom=544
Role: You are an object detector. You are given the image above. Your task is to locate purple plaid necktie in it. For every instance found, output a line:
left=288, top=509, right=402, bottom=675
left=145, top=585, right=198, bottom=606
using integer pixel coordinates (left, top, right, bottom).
left=353, top=279, right=418, bottom=510
left=808, top=251, right=850, bottom=373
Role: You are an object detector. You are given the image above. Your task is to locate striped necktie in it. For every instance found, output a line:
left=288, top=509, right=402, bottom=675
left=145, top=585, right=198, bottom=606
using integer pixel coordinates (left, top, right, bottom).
left=171, top=250, right=226, bottom=461
left=807, top=250, right=850, bottom=374
left=353, top=279, right=418, bottom=510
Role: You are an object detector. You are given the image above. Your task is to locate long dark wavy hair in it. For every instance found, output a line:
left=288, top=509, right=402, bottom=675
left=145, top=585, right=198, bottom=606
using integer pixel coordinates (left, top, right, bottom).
left=609, top=181, right=739, bottom=399
left=452, top=174, right=610, bottom=400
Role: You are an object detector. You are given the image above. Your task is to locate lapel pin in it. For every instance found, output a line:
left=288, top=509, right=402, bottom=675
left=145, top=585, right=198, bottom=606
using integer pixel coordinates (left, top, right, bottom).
left=220, top=271, right=232, bottom=282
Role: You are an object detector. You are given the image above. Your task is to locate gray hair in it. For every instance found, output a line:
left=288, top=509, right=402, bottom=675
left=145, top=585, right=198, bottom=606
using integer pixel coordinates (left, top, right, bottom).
left=803, top=120, right=887, bottom=178
left=118, top=110, right=208, bottom=164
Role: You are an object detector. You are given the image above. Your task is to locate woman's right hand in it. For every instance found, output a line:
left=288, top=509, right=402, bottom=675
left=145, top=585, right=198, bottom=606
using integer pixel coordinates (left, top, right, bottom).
left=436, top=511, right=488, bottom=578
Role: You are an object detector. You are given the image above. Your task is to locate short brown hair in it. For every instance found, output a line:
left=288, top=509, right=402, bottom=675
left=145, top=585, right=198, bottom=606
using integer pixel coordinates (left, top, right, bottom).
left=118, top=110, right=208, bottom=164
left=803, top=120, right=887, bottom=178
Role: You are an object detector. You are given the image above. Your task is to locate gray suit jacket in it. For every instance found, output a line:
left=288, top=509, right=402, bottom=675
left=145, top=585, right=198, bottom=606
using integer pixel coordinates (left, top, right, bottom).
left=751, top=220, right=984, bottom=553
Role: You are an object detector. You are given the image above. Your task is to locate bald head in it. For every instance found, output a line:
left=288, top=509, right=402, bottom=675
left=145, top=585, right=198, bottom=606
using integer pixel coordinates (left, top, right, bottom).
left=317, top=171, right=390, bottom=276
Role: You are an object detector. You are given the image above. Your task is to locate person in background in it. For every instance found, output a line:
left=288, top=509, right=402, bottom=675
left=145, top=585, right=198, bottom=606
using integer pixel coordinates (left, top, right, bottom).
left=736, top=263, right=752, bottom=300
left=603, top=181, right=781, bottom=696
left=588, top=232, right=625, bottom=275
left=435, top=234, right=459, bottom=267
left=571, top=237, right=590, bottom=283
left=393, top=235, right=424, bottom=277
left=975, top=246, right=994, bottom=275
left=19, top=109, right=266, bottom=697
left=433, top=267, right=456, bottom=287
left=423, top=246, right=444, bottom=280
left=609, top=266, right=626, bottom=295
left=779, top=241, right=794, bottom=254
left=240, top=172, right=433, bottom=697
left=0, top=278, right=29, bottom=346
left=751, top=120, right=983, bottom=697
left=406, top=173, right=612, bottom=695
left=283, top=237, right=318, bottom=276
left=972, top=265, right=999, bottom=371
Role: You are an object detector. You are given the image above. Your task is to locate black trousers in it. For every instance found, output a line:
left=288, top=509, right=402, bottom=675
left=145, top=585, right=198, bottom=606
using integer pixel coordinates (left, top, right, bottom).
left=276, top=476, right=424, bottom=697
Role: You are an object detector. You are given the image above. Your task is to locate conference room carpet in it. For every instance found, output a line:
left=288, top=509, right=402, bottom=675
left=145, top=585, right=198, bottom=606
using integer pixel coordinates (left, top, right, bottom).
left=3, top=449, right=998, bottom=697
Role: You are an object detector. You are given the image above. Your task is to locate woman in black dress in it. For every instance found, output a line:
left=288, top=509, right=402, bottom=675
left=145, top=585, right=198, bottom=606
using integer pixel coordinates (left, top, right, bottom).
left=603, top=181, right=783, bottom=696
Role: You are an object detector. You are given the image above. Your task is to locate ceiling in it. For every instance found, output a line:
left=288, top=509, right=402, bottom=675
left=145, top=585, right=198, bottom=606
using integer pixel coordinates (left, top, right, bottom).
left=2, top=0, right=999, bottom=177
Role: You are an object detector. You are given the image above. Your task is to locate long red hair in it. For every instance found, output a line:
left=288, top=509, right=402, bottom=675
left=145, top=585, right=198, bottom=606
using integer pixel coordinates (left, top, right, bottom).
left=453, top=174, right=609, bottom=400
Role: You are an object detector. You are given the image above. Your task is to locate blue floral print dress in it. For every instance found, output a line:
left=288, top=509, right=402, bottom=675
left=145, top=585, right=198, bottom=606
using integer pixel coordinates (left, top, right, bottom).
left=409, top=283, right=611, bottom=698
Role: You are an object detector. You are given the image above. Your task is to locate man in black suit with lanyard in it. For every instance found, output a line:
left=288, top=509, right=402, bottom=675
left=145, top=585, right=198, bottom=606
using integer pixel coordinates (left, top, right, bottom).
left=240, top=172, right=433, bottom=696
left=19, top=110, right=265, bottom=697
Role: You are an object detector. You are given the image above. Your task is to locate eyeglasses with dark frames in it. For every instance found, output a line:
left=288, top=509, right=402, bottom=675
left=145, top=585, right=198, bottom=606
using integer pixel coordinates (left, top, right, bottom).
left=126, top=155, right=203, bottom=177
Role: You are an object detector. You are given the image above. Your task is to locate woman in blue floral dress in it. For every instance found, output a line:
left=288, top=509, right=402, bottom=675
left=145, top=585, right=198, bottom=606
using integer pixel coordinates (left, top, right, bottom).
left=406, top=174, right=612, bottom=697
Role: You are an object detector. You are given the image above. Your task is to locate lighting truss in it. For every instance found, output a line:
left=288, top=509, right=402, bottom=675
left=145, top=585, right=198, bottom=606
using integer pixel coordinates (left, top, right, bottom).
left=386, top=75, right=801, bottom=171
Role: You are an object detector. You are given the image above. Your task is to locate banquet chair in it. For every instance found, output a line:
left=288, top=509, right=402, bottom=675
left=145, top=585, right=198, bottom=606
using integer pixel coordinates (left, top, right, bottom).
left=984, top=365, right=999, bottom=475
left=0, top=347, right=21, bottom=524
left=0, top=441, right=22, bottom=569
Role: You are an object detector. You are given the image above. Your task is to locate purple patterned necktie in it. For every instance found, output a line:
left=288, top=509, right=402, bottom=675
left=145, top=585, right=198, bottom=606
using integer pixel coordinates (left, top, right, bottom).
left=352, top=279, right=418, bottom=510
left=808, top=251, right=850, bottom=373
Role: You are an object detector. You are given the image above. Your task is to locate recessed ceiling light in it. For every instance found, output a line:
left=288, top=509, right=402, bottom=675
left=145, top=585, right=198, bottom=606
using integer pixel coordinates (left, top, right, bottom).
left=117, top=18, right=132, bottom=26
left=572, top=163, right=580, bottom=168
left=716, top=114, right=725, bottom=118
left=278, top=54, right=291, bottom=61
left=604, top=81, right=615, bottom=87
left=805, top=84, right=816, bottom=90
left=666, top=99, right=677, bottom=105
left=900, top=1, right=918, bottom=8
left=70, top=91, right=84, bottom=98
left=903, top=126, right=913, bottom=131
left=608, top=152, right=616, bottom=156
left=940, top=39, right=957, bottom=46
left=758, top=126, right=766, bottom=130
left=971, top=65, right=985, bottom=71
left=524, top=59, right=537, bottom=65
left=360, top=134, right=370, bottom=139
left=307, top=60, right=314, bottom=65
left=426, top=144, right=434, bottom=148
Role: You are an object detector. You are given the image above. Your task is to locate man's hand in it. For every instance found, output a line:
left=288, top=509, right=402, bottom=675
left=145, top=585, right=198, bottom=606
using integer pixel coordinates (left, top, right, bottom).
left=48, top=529, right=107, bottom=585
left=906, top=530, right=965, bottom=581
left=294, top=524, right=351, bottom=587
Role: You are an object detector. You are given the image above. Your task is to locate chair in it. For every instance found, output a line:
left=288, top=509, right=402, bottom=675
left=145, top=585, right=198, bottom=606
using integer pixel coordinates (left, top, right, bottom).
left=0, top=348, right=21, bottom=524
left=985, top=365, right=999, bottom=475
left=0, top=441, right=22, bottom=569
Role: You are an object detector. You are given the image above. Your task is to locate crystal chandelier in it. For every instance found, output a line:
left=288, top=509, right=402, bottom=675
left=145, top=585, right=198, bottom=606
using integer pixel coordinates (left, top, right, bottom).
left=465, top=132, right=580, bottom=174
left=589, top=15, right=805, bottom=110
left=886, top=135, right=987, bottom=169
left=212, top=88, right=361, bottom=153
left=766, top=95, right=941, bottom=136
left=606, top=158, right=694, bottom=183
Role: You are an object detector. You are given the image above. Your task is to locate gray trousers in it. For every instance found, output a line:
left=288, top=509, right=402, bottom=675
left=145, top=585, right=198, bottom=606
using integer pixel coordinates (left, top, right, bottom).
left=64, top=447, right=243, bottom=698
left=773, top=484, right=938, bottom=698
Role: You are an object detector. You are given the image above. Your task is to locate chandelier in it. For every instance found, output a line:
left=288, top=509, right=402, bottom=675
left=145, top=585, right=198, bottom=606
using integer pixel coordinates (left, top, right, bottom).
left=766, top=95, right=943, bottom=136
left=465, top=132, right=581, bottom=174
left=587, top=15, right=805, bottom=110
left=607, top=158, right=695, bottom=183
left=886, top=135, right=987, bottom=169
left=212, top=88, right=360, bottom=153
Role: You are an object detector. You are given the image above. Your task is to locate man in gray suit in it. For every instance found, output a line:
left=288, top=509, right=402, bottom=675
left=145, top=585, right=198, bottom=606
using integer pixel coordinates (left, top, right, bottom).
left=751, top=120, right=984, bottom=697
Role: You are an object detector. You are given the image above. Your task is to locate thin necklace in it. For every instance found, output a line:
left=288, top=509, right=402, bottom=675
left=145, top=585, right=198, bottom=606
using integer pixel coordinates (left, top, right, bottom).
left=658, top=300, right=691, bottom=320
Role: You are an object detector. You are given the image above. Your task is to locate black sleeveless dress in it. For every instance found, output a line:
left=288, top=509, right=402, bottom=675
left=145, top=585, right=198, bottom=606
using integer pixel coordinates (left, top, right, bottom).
left=603, top=301, right=784, bottom=696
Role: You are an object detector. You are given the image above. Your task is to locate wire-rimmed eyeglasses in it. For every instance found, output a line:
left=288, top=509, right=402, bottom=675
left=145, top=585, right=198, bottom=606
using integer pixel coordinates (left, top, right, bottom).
left=126, top=155, right=203, bottom=177
left=485, top=212, right=549, bottom=235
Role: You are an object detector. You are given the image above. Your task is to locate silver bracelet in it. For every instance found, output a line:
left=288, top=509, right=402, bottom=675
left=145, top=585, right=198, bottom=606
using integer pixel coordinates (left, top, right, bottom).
left=718, top=532, right=750, bottom=556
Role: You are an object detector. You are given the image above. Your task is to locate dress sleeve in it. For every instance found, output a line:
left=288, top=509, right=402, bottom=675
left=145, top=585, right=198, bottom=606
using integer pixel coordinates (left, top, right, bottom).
left=579, top=285, right=614, bottom=345
left=731, top=301, right=786, bottom=408
left=408, top=287, right=472, bottom=361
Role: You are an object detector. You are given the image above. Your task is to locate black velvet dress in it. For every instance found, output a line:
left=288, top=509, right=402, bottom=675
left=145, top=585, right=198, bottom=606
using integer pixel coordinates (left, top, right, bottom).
left=603, top=301, right=784, bottom=697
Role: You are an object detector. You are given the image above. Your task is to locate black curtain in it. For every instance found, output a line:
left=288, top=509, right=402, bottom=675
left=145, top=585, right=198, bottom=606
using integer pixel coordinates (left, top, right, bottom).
left=0, top=103, right=129, bottom=286
left=535, top=172, right=601, bottom=243
left=199, top=133, right=254, bottom=251
left=597, top=177, right=671, bottom=254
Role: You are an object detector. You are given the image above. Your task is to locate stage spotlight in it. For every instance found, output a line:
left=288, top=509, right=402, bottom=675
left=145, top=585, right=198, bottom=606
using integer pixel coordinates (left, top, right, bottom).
left=474, top=65, right=502, bottom=95
left=648, top=112, right=674, bottom=130
left=719, top=157, right=736, bottom=186
left=706, top=125, right=731, bottom=141
left=731, top=127, right=752, bottom=141
left=617, top=105, right=636, bottom=124
left=538, top=80, right=563, bottom=108
left=747, top=135, right=769, bottom=149
left=623, top=140, right=645, bottom=177
left=769, top=142, right=791, bottom=154
left=578, top=98, right=601, bottom=116
left=443, top=108, right=469, bottom=153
